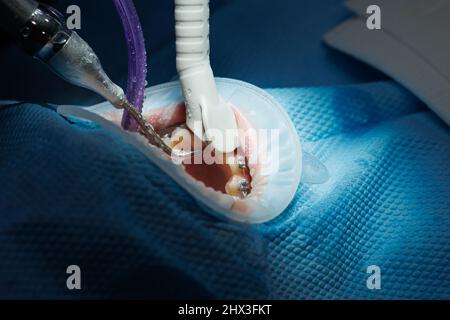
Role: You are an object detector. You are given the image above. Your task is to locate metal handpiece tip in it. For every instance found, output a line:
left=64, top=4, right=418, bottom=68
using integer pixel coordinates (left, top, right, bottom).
left=117, top=99, right=197, bottom=159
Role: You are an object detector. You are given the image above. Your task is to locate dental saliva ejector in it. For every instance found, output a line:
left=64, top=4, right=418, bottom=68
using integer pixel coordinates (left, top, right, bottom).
left=175, top=0, right=239, bottom=154
left=0, top=0, right=194, bottom=158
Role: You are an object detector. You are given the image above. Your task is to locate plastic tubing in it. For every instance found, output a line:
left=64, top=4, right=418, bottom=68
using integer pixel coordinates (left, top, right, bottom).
left=113, top=0, right=147, bottom=131
left=175, top=0, right=238, bottom=153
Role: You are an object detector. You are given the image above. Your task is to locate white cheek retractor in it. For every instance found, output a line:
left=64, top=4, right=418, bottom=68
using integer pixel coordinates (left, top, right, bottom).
left=56, top=1, right=330, bottom=223
left=175, top=0, right=239, bottom=154
left=57, top=78, right=329, bottom=224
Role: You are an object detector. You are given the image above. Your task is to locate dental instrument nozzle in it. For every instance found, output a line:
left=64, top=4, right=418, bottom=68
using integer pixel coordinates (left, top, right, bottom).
left=0, top=0, right=194, bottom=158
left=0, top=0, right=124, bottom=107
left=42, top=30, right=194, bottom=158
left=50, top=32, right=196, bottom=158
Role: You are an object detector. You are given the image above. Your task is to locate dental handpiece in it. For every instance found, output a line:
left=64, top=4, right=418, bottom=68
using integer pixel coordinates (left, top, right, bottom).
left=0, top=0, right=190, bottom=158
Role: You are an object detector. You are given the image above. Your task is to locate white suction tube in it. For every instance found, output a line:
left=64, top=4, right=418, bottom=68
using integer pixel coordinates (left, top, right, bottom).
left=175, top=0, right=238, bottom=153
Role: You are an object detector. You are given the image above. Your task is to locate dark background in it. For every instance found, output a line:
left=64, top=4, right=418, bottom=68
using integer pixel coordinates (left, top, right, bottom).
left=0, top=0, right=385, bottom=106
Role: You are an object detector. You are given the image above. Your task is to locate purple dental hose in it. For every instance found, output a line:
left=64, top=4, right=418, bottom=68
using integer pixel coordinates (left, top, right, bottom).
left=113, top=0, right=147, bottom=131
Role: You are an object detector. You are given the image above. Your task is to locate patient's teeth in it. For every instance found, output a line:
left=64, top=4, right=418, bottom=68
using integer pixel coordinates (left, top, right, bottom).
left=225, top=175, right=251, bottom=199
left=237, top=155, right=246, bottom=169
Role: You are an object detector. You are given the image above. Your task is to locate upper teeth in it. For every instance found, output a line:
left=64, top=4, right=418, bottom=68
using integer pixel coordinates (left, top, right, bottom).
left=237, top=156, right=246, bottom=169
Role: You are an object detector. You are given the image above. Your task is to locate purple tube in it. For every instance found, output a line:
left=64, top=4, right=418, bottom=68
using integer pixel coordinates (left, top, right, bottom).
left=113, top=0, right=148, bottom=131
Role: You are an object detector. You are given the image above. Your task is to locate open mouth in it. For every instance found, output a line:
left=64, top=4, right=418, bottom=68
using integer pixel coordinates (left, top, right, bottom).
left=58, top=79, right=302, bottom=223
left=143, top=102, right=255, bottom=200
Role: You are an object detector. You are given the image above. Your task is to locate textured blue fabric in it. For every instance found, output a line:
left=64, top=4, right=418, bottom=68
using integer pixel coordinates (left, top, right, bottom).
left=0, top=0, right=448, bottom=300
left=0, top=81, right=449, bottom=299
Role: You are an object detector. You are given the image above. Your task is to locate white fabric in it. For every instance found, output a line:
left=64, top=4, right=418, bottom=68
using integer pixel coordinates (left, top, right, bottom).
left=324, top=0, right=450, bottom=125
